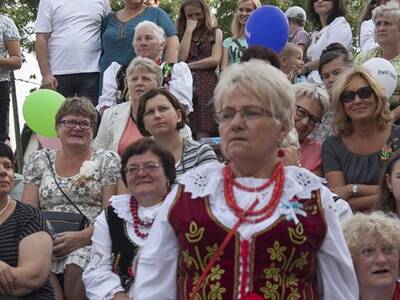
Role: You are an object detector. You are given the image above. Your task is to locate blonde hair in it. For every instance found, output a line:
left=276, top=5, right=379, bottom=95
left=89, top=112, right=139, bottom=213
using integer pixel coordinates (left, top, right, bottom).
left=293, top=82, right=330, bottom=115
left=215, top=60, right=295, bottom=130
left=342, top=211, right=400, bottom=260
left=231, top=0, right=261, bottom=38
left=331, top=65, right=392, bottom=136
left=126, top=56, right=163, bottom=87
left=280, top=42, right=303, bottom=58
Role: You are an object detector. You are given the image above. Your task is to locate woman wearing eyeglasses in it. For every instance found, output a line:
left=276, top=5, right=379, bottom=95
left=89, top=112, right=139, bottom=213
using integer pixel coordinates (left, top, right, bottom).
left=293, top=83, right=329, bottom=175
left=133, top=60, right=357, bottom=299
left=83, top=138, right=175, bottom=300
left=304, top=0, right=352, bottom=85
left=22, top=97, right=121, bottom=300
left=322, top=66, right=400, bottom=212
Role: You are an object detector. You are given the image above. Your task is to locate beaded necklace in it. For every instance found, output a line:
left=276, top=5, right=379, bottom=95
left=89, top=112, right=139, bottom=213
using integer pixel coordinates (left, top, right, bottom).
left=129, top=189, right=169, bottom=239
left=0, top=199, right=10, bottom=218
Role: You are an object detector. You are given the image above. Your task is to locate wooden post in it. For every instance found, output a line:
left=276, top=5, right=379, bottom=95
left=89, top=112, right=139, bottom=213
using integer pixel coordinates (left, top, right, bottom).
left=10, top=71, right=23, bottom=173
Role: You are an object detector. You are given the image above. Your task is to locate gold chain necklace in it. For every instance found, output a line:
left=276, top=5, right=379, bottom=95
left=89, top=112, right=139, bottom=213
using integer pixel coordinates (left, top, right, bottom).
left=0, top=199, right=10, bottom=217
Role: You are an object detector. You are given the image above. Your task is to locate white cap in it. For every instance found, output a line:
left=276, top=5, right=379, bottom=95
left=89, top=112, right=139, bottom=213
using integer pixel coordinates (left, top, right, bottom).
left=285, top=6, right=307, bottom=22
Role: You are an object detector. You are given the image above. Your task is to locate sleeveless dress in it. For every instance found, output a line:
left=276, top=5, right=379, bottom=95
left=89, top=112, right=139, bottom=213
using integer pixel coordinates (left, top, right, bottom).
left=186, top=28, right=219, bottom=136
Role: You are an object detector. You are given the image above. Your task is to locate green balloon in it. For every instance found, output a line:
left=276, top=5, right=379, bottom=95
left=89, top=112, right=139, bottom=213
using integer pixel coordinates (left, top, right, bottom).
left=23, top=89, right=65, bottom=138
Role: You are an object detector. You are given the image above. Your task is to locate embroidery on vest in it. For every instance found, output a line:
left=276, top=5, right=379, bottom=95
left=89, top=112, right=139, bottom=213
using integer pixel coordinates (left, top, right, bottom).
left=182, top=221, right=227, bottom=299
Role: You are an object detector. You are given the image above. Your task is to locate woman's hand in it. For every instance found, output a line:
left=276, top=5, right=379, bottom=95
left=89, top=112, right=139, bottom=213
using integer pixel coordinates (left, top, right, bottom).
left=53, top=231, right=89, bottom=257
left=185, top=19, right=198, bottom=33
left=0, top=261, right=15, bottom=295
left=112, top=292, right=132, bottom=300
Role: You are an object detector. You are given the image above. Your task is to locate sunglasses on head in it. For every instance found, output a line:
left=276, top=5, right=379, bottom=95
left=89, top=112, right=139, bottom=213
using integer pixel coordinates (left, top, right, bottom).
left=340, top=86, right=374, bottom=104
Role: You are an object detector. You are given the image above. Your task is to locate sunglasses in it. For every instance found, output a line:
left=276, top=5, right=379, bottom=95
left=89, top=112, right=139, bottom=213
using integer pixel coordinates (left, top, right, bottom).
left=340, top=86, right=374, bottom=104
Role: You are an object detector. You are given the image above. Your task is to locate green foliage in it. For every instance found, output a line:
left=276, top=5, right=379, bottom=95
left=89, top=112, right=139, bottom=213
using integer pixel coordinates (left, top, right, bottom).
left=0, top=0, right=373, bottom=52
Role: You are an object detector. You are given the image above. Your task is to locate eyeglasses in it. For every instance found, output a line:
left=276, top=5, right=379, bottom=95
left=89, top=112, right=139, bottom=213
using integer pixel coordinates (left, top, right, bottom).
left=59, top=119, right=94, bottom=130
left=295, top=105, right=321, bottom=127
left=125, top=162, right=161, bottom=176
left=215, top=105, right=273, bottom=124
left=340, top=86, right=373, bottom=104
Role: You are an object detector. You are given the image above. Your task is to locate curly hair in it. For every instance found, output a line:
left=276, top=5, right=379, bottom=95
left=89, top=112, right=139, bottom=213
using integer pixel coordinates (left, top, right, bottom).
left=331, top=65, right=392, bottom=136
left=342, top=211, right=400, bottom=260
left=55, top=96, right=97, bottom=127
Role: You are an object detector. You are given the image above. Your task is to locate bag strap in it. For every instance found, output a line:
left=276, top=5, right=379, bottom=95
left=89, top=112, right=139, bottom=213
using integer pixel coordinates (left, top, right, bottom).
left=232, top=38, right=245, bottom=53
left=45, top=151, right=89, bottom=222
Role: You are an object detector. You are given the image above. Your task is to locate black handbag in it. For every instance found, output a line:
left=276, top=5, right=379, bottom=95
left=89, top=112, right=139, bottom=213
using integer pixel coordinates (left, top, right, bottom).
left=43, top=152, right=90, bottom=234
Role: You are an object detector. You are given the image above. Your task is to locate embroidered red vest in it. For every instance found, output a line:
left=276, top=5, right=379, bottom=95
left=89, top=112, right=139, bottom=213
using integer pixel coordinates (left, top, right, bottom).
left=169, top=186, right=326, bottom=300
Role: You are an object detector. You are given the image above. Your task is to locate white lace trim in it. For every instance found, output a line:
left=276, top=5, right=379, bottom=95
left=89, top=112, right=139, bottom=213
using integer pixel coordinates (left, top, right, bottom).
left=110, top=194, right=162, bottom=225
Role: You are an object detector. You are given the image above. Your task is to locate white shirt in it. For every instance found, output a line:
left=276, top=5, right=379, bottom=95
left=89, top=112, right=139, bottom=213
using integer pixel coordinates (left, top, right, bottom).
left=82, top=194, right=162, bottom=300
left=360, top=19, right=379, bottom=52
left=307, top=16, right=353, bottom=85
left=131, top=162, right=359, bottom=299
left=34, top=0, right=110, bottom=75
left=97, top=61, right=193, bottom=113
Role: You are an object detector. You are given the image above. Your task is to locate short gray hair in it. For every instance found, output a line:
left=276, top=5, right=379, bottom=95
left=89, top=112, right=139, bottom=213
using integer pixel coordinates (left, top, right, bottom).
left=372, top=1, right=400, bottom=29
left=293, top=82, right=330, bottom=115
left=133, top=20, right=166, bottom=45
left=126, top=56, right=163, bottom=87
left=214, top=60, right=295, bottom=129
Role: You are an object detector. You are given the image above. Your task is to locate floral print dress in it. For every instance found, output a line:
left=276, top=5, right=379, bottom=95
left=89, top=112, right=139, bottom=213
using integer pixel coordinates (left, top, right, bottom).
left=23, top=148, right=121, bottom=273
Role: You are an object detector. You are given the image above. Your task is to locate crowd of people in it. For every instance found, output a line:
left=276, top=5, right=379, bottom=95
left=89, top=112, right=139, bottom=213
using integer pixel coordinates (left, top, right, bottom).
left=2, top=0, right=400, bottom=299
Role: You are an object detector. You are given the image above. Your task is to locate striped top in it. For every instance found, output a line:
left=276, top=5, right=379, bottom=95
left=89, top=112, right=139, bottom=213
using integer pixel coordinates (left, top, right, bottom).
left=0, top=201, right=54, bottom=299
left=176, top=138, right=218, bottom=177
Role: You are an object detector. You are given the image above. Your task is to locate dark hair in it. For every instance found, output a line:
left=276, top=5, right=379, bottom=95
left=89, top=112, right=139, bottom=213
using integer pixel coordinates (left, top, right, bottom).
left=136, top=88, right=187, bottom=136
left=307, top=0, right=348, bottom=29
left=318, top=42, right=352, bottom=75
left=120, top=137, right=176, bottom=186
left=176, top=0, right=214, bottom=40
left=241, top=46, right=281, bottom=69
left=376, top=150, right=400, bottom=214
left=0, top=142, right=14, bottom=166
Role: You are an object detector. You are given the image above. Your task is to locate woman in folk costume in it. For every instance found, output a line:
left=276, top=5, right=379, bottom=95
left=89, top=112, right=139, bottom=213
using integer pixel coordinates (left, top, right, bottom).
left=132, top=60, right=358, bottom=300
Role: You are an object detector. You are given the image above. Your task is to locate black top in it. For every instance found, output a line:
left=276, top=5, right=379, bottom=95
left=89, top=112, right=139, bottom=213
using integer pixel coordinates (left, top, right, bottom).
left=322, top=125, right=400, bottom=184
left=0, top=201, right=54, bottom=299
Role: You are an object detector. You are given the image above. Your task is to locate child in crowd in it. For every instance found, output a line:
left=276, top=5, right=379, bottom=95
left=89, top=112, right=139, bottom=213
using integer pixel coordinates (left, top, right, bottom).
left=285, top=6, right=311, bottom=54
left=279, top=43, right=306, bottom=83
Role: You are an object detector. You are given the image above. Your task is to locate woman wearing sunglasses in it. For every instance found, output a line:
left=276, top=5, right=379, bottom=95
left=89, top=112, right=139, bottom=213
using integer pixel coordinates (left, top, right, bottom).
left=322, top=66, right=400, bottom=212
left=304, top=0, right=352, bottom=85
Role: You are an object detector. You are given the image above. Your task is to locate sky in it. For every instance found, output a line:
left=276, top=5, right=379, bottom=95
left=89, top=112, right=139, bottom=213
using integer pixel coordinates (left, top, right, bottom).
left=9, top=52, right=40, bottom=149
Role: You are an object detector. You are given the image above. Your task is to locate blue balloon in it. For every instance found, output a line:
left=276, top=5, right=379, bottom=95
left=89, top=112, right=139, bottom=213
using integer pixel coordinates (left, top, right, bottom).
left=245, top=5, right=289, bottom=53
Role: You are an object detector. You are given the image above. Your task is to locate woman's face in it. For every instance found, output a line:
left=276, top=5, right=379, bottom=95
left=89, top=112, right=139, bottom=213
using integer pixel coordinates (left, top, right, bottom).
left=125, top=150, right=169, bottom=204
left=294, top=96, right=323, bottom=142
left=56, top=114, right=94, bottom=148
left=342, top=75, right=377, bottom=123
left=0, top=157, right=13, bottom=196
left=128, top=69, right=159, bottom=103
left=142, top=94, right=182, bottom=138
left=386, top=159, right=400, bottom=203
left=375, top=16, right=400, bottom=47
left=354, top=234, right=399, bottom=292
left=184, top=4, right=205, bottom=24
left=133, top=26, right=164, bottom=61
left=313, top=0, right=334, bottom=18
left=218, top=88, right=288, bottom=164
left=237, top=0, right=256, bottom=25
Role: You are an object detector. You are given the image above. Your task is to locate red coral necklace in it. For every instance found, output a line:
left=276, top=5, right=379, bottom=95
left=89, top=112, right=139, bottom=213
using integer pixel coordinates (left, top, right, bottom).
left=223, top=162, right=285, bottom=223
left=129, top=189, right=169, bottom=239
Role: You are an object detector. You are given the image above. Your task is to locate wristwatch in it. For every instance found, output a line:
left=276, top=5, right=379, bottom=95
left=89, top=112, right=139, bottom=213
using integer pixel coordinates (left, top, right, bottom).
left=352, top=184, right=359, bottom=196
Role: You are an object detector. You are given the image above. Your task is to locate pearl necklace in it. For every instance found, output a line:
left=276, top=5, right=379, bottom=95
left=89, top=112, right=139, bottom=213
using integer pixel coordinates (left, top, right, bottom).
left=0, top=199, right=10, bottom=217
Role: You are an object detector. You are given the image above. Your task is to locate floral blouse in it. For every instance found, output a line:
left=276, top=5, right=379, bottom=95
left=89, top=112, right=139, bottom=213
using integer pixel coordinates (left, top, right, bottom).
left=23, top=148, right=121, bottom=222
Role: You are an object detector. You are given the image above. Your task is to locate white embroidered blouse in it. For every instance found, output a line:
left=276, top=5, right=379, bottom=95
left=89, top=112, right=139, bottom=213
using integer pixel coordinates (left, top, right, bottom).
left=82, top=194, right=162, bottom=300
left=131, top=161, right=359, bottom=299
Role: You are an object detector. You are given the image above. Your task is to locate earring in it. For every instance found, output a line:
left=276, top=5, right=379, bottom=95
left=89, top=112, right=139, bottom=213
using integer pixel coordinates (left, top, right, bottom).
left=277, top=149, right=285, bottom=158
